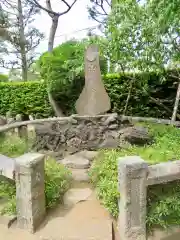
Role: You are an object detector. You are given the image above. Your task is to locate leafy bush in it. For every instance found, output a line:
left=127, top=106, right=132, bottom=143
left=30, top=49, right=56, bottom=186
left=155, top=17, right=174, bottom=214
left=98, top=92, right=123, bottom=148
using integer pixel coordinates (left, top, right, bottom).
left=38, top=39, right=107, bottom=115
left=0, top=81, right=52, bottom=118
left=0, top=136, right=72, bottom=215
left=90, top=123, right=180, bottom=230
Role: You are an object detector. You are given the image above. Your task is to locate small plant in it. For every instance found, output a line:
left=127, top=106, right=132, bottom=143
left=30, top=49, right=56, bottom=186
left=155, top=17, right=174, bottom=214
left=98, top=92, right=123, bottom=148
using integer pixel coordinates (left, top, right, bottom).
left=0, top=135, right=30, bottom=157
left=90, top=123, right=180, bottom=230
left=45, top=157, right=72, bottom=209
left=89, top=150, right=119, bottom=218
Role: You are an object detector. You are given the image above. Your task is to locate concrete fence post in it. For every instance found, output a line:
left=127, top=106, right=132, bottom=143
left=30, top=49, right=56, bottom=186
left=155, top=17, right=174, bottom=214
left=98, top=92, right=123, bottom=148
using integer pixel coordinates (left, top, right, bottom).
left=15, top=153, right=46, bottom=233
left=118, top=156, right=148, bottom=240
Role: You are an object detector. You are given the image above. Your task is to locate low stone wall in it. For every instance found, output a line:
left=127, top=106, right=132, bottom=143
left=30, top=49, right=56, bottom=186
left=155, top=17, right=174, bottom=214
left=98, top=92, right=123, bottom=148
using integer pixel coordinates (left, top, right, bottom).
left=0, top=153, right=46, bottom=233
left=33, top=113, right=132, bottom=156
left=117, top=156, right=180, bottom=240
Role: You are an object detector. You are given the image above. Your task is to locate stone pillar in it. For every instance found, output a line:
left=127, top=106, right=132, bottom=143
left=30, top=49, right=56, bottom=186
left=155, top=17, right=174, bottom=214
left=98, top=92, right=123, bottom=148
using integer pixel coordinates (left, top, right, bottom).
left=15, top=114, right=28, bottom=140
left=6, top=111, right=15, bottom=136
left=15, top=153, right=46, bottom=233
left=118, top=156, right=148, bottom=240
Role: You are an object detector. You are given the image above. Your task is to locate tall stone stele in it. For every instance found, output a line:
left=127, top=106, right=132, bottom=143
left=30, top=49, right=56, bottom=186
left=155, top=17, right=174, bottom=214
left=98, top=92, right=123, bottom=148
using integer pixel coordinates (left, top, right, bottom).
left=75, top=44, right=111, bottom=115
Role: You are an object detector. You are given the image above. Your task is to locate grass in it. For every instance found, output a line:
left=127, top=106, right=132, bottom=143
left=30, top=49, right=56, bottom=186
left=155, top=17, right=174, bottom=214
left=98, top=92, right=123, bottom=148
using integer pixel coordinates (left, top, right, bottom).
left=2, top=123, right=180, bottom=231
left=0, top=133, right=30, bottom=157
left=89, top=123, right=180, bottom=232
left=0, top=133, right=72, bottom=215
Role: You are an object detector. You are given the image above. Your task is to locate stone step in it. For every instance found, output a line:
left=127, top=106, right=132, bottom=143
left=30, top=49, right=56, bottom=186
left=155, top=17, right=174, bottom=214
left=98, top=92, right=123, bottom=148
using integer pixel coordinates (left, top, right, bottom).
left=75, top=150, right=99, bottom=161
left=63, top=188, right=92, bottom=207
left=70, top=168, right=89, bottom=182
left=61, top=155, right=90, bottom=169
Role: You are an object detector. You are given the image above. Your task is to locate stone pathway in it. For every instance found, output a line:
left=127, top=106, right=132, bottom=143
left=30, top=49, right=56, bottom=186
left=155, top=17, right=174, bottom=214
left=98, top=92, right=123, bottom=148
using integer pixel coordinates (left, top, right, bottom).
left=0, top=150, right=113, bottom=240
left=59, top=150, right=99, bottom=182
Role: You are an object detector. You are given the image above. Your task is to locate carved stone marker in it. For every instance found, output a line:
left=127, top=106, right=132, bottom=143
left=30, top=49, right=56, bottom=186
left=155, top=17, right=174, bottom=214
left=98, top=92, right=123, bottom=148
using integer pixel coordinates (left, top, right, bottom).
left=15, top=153, right=46, bottom=233
left=75, top=44, right=111, bottom=115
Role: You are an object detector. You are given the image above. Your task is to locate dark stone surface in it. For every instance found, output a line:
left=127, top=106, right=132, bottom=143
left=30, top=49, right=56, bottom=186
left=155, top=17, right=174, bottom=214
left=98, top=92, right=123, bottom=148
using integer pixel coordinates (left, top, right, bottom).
left=120, top=126, right=152, bottom=145
left=33, top=114, right=152, bottom=156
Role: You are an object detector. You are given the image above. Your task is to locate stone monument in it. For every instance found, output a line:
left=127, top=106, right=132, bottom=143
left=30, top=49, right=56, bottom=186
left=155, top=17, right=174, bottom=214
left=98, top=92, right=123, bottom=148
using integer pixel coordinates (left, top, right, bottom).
left=75, top=44, right=111, bottom=115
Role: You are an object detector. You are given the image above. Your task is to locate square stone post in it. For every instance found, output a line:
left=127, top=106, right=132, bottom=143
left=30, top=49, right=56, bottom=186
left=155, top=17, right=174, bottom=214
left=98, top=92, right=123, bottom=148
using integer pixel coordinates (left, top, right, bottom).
left=15, top=153, right=46, bottom=233
left=118, top=156, right=148, bottom=240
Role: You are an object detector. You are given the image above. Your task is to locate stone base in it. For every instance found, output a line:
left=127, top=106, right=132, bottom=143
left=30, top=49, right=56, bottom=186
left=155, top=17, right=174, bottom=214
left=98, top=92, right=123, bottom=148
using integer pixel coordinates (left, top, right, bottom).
left=33, top=113, right=129, bottom=155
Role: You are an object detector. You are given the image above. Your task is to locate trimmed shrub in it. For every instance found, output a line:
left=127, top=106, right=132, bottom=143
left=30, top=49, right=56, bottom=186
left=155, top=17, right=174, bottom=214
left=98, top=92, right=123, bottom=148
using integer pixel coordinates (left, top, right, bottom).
left=0, top=71, right=178, bottom=118
left=89, top=123, right=180, bottom=231
left=0, top=81, right=52, bottom=118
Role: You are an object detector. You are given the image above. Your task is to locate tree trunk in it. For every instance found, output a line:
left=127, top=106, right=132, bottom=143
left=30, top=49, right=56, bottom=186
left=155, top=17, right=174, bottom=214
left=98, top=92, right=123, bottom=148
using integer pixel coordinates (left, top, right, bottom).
left=48, top=15, right=59, bottom=52
left=123, top=78, right=133, bottom=115
left=171, top=82, right=180, bottom=121
left=48, top=91, right=64, bottom=117
left=18, top=0, right=28, bottom=81
left=47, top=14, right=64, bottom=116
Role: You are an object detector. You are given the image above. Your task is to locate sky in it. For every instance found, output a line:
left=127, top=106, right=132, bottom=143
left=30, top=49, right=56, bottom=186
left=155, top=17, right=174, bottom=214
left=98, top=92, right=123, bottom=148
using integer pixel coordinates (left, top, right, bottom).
left=33, top=0, right=99, bottom=53
left=0, top=0, right=103, bottom=73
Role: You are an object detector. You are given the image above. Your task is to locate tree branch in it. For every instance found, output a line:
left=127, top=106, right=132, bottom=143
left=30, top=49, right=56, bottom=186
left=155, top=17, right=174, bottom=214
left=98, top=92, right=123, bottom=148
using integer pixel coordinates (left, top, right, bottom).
left=104, top=0, right=111, bottom=7
left=61, top=0, right=70, bottom=8
left=29, top=0, right=78, bottom=17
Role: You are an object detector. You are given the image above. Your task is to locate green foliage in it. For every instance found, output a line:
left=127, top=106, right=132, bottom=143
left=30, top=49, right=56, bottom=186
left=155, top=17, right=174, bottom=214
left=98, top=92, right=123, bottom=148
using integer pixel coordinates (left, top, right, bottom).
left=39, top=39, right=107, bottom=86
left=0, top=81, right=52, bottom=117
left=89, top=150, right=119, bottom=218
left=90, top=123, right=180, bottom=230
left=0, top=136, right=72, bottom=215
left=87, top=0, right=110, bottom=25
left=104, top=72, right=179, bottom=118
left=0, top=1, right=44, bottom=74
left=0, top=71, right=179, bottom=118
left=147, top=181, right=180, bottom=232
left=38, top=39, right=108, bottom=115
left=0, top=135, right=30, bottom=157
left=0, top=73, right=8, bottom=82
left=106, top=0, right=180, bottom=72
left=45, top=158, right=72, bottom=209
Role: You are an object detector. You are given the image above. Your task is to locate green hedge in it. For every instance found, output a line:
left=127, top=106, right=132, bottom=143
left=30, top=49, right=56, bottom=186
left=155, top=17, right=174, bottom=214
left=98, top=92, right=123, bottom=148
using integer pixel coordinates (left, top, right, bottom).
left=0, top=72, right=178, bottom=118
left=0, top=81, right=52, bottom=117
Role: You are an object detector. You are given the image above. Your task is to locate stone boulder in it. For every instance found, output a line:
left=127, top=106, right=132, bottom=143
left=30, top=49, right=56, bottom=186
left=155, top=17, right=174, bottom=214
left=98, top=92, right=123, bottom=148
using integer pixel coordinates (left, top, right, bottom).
left=119, top=126, right=152, bottom=145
